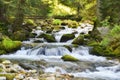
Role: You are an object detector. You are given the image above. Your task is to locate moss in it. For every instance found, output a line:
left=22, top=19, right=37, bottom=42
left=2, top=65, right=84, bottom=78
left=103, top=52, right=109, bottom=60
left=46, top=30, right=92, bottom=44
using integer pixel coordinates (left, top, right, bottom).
left=13, top=30, right=29, bottom=41
left=64, top=45, right=72, bottom=52
left=90, top=43, right=114, bottom=57
left=0, top=68, right=3, bottom=72
left=2, top=38, right=21, bottom=52
left=84, top=34, right=91, bottom=39
left=0, top=74, right=15, bottom=80
left=68, top=20, right=78, bottom=28
left=62, top=20, right=78, bottom=28
left=25, top=19, right=37, bottom=26
left=87, top=40, right=99, bottom=46
left=61, top=55, right=79, bottom=61
left=52, top=19, right=62, bottom=25
left=60, top=34, right=75, bottom=42
left=39, top=34, right=56, bottom=42
left=0, top=50, right=7, bottom=55
left=113, top=46, right=120, bottom=57
left=72, top=35, right=84, bottom=45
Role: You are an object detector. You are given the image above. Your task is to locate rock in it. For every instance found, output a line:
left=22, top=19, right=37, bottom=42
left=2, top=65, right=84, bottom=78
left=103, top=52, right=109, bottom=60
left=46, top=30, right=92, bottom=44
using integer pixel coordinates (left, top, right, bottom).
left=64, top=45, right=72, bottom=52
left=13, top=30, right=29, bottom=41
left=28, top=70, right=37, bottom=73
left=15, top=74, right=25, bottom=80
left=29, top=33, right=37, bottom=38
left=52, top=19, right=62, bottom=25
left=0, top=50, right=7, bottom=55
left=61, top=20, right=79, bottom=28
left=113, top=46, right=120, bottom=57
left=46, top=27, right=54, bottom=33
left=72, top=35, right=84, bottom=45
left=2, top=38, right=21, bottom=52
left=33, top=40, right=43, bottom=43
left=24, top=19, right=37, bottom=26
left=38, top=33, right=56, bottom=42
left=0, top=77, right=6, bottom=80
left=60, top=34, right=75, bottom=42
left=61, top=55, right=79, bottom=61
left=0, top=74, right=15, bottom=80
left=2, top=60, right=11, bottom=65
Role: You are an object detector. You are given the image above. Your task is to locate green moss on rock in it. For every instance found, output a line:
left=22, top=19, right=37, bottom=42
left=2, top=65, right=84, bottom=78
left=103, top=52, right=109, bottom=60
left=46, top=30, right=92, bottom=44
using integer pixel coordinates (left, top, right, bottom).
left=13, top=30, right=29, bottom=41
left=64, top=45, right=72, bottom=52
left=39, top=33, right=56, bottom=42
left=72, top=35, right=84, bottom=45
left=2, top=38, right=21, bottom=52
left=61, top=55, right=79, bottom=61
left=0, top=50, right=7, bottom=55
left=113, top=46, right=120, bottom=57
left=60, top=34, right=75, bottom=42
left=52, top=19, right=62, bottom=25
left=25, top=19, right=37, bottom=26
left=0, top=74, right=15, bottom=80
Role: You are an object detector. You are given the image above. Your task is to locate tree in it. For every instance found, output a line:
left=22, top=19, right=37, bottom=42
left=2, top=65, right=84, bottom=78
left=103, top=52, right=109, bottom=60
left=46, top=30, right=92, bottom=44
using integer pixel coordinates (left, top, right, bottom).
left=0, top=0, right=8, bottom=23
left=12, top=0, right=26, bottom=31
left=60, top=0, right=96, bottom=20
left=97, top=0, right=120, bottom=24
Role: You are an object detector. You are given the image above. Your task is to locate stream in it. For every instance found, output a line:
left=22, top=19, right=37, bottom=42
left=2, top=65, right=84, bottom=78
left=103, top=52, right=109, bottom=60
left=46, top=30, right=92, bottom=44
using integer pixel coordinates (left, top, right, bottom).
left=0, top=23, right=120, bottom=80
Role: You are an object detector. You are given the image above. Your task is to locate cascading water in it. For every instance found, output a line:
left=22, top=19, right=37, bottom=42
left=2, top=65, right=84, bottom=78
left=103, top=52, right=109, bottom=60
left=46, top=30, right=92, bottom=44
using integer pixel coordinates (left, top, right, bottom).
left=0, top=23, right=120, bottom=80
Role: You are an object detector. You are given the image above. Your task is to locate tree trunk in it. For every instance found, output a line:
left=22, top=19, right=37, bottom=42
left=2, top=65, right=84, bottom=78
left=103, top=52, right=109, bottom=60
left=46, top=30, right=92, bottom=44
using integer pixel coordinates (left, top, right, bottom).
left=12, top=0, right=25, bottom=31
left=0, top=1, right=8, bottom=23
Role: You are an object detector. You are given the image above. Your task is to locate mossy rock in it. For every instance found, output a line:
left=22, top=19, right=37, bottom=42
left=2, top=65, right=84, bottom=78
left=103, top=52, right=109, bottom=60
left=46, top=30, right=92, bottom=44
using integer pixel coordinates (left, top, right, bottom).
left=25, top=19, right=37, bottom=26
left=0, top=73, right=15, bottom=80
left=87, top=40, right=99, bottom=46
left=60, top=34, right=75, bottom=42
left=61, top=20, right=78, bottom=28
left=13, top=30, right=29, bottom=41
left=90, top=44, right=114, bottom=57
left=84, top=34, right=91, bottom=39
left=29, top=33, right=37, bottom=38
left=72, top=35, right=84, bottom=45
left=64, top=45, right=72, bottom=52
left=2, top=38, right=21, bottom=52
left=68, top=21, right=78, bottom=28
left=0, top=50, right=7, bottom=55
left=61, top=55, right=79, bottom=61
left=0, top=68, right=3, bottom=72
left=39, top=33, right=56, bottom=42
left=113, top=46, right=120, bottom=57
left=90, top=45, right=104, bottom=56
left=52, top=19, right=62, bottom=25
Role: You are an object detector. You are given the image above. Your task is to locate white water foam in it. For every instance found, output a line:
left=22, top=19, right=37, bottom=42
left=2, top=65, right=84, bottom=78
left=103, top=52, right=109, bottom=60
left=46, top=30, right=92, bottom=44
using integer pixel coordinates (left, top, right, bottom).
left=44, top=66, right=67, bottom=74
left=71, top=66, right=120, bottom=80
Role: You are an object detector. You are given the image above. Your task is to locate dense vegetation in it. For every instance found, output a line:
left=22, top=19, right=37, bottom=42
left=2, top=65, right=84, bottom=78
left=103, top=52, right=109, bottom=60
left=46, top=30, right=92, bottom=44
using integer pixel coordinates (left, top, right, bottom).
left=0, top=0, right=120, bottom=57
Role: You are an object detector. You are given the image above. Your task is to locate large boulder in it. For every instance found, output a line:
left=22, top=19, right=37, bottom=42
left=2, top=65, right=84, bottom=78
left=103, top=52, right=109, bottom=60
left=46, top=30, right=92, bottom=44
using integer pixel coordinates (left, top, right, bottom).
left=1, top=38, right=21, bottom=53
left=60, top=34, right=75, bottom=42
left=38, top=33, right=56, bottom=42
left=61, top=55, right=79, bottom=61
left=72, top=35, right=84, bottom=45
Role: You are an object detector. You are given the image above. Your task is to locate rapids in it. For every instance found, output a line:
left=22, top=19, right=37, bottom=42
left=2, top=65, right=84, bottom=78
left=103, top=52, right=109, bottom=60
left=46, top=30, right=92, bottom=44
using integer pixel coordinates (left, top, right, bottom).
left=0, top=23, right=120, bottom=80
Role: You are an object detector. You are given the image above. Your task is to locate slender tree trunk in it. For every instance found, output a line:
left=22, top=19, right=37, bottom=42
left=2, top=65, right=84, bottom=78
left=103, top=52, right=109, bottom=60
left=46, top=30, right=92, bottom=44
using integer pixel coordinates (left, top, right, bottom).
left=0, top=1, right=8, bottom=23
left=12, top=0, right=25, bottom=31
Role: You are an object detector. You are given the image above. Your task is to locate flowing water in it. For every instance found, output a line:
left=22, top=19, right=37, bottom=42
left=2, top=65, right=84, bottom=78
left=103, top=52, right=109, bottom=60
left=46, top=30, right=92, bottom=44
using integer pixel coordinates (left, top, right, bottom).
left=0, top=23, right=120, bottom=80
